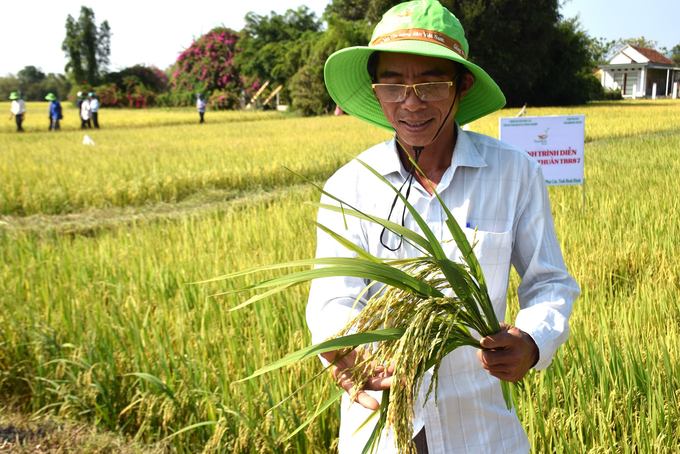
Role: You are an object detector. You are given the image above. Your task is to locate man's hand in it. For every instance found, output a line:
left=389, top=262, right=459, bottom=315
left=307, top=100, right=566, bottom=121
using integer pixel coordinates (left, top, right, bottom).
left=321, top=349, right=394, bottom=411
left=477, top=323, right=539, bottom=383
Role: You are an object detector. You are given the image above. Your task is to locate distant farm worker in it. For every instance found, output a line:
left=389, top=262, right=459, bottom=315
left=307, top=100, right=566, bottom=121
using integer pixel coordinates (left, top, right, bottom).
left=196, top=93, right=207, bottom=123
left=307, top=1, right=580, bottom=453
left=8, top=92, right=26, bottom=132
left=46, top=93, right=62, bottom=131
left=80, top=93, right=91, bottom=129
left=89, top=92, right=100, bottom=128
left=76, top=91, right=84, bottom=122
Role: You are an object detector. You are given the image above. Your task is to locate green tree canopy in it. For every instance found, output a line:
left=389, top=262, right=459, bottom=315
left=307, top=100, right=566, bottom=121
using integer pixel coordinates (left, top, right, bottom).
left=6, top=66, right=71, bottom=101
left=235, top=6, right=323, bottom=104
left=324, top=0, right=371, bottom=21
left=671, top=43, right=680, bottom=67
left=290, top=14, right=372, bottom=115
left=326, top=0, right=597, bottom=106
left=62, top=6, right=111, bottom=85
left=17, top=66, right=46, bottom=97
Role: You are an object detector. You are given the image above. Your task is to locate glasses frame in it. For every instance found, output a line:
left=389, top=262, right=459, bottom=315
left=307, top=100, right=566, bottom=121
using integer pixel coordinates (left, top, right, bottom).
left=371, top=75, right=459, bottom=103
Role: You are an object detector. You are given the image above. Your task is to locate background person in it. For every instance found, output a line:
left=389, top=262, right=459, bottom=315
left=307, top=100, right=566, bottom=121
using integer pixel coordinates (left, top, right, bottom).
left=8, top=92, right=26, bottom=132
left=89, top=92, right=100, bottom=128
left=46, top=93, right=62, bottom=131
left=76, top=91, right=84, bottom=122
left=196, top=93, right=207, bottom=123
left=308, top=1, right=580, bottom=453
left=80, top=94, right=91, bottom=129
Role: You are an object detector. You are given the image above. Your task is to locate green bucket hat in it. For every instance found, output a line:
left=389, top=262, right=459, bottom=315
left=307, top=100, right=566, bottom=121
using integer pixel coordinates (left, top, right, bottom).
left=9, top=92, right=19, bottom=100
left=45, top=93, right=57, bottom=101
left=324, top=0, right=505, bottom=130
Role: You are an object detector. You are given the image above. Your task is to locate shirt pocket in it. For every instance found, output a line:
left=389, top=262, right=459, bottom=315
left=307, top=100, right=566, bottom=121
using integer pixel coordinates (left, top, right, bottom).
left=443, top=229, right=513, bottom=318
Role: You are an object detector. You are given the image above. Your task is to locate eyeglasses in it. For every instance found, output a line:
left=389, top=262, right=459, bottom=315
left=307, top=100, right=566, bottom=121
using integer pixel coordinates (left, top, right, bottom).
left=371, top=75, right=459, bottom=103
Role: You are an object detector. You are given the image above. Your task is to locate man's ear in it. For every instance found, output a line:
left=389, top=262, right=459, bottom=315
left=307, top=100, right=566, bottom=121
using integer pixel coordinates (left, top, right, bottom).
left=459, top=72, right=475, bottom=99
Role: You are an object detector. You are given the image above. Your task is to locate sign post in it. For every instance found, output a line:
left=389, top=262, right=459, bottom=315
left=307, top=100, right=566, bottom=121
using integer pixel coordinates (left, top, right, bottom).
left=499, top=115, right=586, bottom=213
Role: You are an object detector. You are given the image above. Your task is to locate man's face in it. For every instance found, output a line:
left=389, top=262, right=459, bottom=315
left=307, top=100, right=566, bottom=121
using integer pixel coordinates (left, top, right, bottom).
left=375, top=52, right=469, bottom=148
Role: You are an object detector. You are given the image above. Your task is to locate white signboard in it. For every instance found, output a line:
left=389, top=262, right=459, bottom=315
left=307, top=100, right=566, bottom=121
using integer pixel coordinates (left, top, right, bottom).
left=499, top=115, right=585, bottom=186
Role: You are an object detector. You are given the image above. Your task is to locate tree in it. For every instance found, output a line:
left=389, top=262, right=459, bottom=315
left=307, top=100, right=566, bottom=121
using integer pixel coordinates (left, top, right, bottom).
left=0, top=75, right=20, bottom=100
left=62, top=6, right=111, bottom=85
left=290, top=14, right=372, bottom=115
left=7, top=66, right=71, bottom=101
left=671, top=43, right=680, bottom=67
left=17, top=66, right=46, bottom=99
left=324, top=0, right=371, bottom=21
left=532, top=17, right=600, bottom=105
left=329, top=0, right=597, bottom=106
left=167, top=27, right=243, bottom=109
left=614, top=36, right=660, bottom=51
left=586, top=36, right=617, bottom=66
left=235, top=6, right=323, bottom=104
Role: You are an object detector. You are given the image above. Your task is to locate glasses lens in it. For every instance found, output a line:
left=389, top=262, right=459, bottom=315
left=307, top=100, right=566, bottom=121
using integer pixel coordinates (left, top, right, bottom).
left=414, top=82, right=451, bottom=101
left=373, top=84, right=406, bottom=102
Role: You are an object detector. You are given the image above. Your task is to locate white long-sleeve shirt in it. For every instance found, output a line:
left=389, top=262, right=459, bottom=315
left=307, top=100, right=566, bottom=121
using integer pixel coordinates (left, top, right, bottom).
left=11, top=99, right=26, bottom=115
left=81, top=99, right=91, bottom=120
left=307, top=124, right=580, bottom=454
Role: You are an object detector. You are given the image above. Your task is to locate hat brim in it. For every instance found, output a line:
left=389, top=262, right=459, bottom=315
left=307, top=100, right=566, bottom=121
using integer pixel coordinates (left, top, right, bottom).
left=324, top=40, right=505, bottom=131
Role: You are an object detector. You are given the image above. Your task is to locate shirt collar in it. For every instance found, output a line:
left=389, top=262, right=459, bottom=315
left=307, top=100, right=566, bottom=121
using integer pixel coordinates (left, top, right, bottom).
left=451, top=123, right=487, bottom=170
left=359, top=123, right=487, bottom=181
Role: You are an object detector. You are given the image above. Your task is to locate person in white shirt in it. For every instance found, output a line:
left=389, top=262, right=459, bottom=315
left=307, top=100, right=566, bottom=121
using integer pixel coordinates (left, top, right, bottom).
left=196, top=93, right=207, bottom=123
left=88, top=92, right=100, bottom=128
left=307, top=1, right=580, bottom=453
left=8, top=92, right=26, bottom=132
left=80, top=94, right=91, bottom=129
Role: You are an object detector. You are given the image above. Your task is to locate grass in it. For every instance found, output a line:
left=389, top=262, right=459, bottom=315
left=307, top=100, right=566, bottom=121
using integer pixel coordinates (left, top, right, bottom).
left=0, top=106, right=390, bottom=216
left=1, top=99, right=680, bottom=452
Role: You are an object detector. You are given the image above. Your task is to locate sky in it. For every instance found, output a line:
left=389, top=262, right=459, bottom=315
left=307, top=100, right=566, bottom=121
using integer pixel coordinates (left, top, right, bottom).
left=2, top=0, right=678, bottom=77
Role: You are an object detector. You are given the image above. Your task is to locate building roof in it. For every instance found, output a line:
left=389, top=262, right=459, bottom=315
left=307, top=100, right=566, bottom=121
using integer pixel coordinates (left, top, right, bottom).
left=629, top=46, right=674, bottom=65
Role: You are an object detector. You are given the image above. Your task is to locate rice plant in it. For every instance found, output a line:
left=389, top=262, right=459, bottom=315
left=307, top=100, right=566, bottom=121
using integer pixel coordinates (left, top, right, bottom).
left=222, top=157, right=513, bottom=453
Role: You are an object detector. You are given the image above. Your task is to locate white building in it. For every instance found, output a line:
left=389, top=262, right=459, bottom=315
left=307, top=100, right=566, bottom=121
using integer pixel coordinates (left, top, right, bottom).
left=599, top=45, right=679, bottom=98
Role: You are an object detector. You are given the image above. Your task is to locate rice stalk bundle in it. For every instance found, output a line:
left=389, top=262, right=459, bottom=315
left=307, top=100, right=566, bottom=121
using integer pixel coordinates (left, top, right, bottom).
left=212, top=157, right=513, bottom=453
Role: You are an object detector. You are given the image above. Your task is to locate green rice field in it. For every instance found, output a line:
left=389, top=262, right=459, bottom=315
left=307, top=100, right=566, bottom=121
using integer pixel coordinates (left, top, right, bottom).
left=1, top=100, right=679, bottom=452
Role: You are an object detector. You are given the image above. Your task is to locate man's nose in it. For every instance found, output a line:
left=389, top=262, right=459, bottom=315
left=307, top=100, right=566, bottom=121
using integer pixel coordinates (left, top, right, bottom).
left=402, top=86, right=426, bottom=109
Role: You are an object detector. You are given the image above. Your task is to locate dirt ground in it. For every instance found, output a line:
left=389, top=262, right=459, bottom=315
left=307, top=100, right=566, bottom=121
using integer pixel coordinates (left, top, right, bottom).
left=0, top=409, right=168, bottom=453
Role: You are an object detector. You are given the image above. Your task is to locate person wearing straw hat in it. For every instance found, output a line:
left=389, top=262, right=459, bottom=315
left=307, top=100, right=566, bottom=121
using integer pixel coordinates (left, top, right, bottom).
left=80, top=92, right=92, bottom=129
left=307, top=1, right=579, bottom=453
left=8, top=92, right=26, bottom=132
left=46, top=93, right=63, bottom=131
left=196, top=93, right=207, bottom=123
left=89, top=92, right=100, bottom=128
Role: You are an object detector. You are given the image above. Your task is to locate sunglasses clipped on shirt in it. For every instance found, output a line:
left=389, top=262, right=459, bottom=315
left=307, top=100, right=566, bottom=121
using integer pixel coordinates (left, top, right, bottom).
left=372, top=74, right=460, bottom=103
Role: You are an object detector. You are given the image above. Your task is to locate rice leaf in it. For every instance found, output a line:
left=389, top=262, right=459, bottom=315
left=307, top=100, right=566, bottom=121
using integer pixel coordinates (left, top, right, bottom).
left=354, top=158, right=448, bottom=262
left=232, top=261, right=444, bottom=300
left=225, top=282, right=298, bottom=311
left=306, top=201, right=432, bottom=255
left=238, top=328, right=406, bottom=382
left=307, top=218, right=383, bottom=263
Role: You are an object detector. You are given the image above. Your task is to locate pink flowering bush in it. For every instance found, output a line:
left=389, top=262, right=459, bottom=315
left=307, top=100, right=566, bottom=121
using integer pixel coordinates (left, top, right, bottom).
left=85, top=65, right=169, bottom=108
left=165, top=27, right=244, bottom=109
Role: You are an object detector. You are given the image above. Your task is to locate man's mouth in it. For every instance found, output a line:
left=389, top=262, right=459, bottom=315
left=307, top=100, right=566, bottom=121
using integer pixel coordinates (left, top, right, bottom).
left=400, top=119, right=433, bottom=130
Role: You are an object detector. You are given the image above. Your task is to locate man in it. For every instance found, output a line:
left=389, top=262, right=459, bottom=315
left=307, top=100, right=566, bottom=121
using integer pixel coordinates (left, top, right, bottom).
left=80, top=93, right=91, bottom=129
left=8, top=92, right=26, bottom=132
left=306, top=1, right=580, bottom=453
left=196, top=93, right=207, bottom=123
left=89, top=92, right=100, bottom=128
left=46, top=93, right=62, bottom=131
left=76, top=91, right=84, bottom=122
